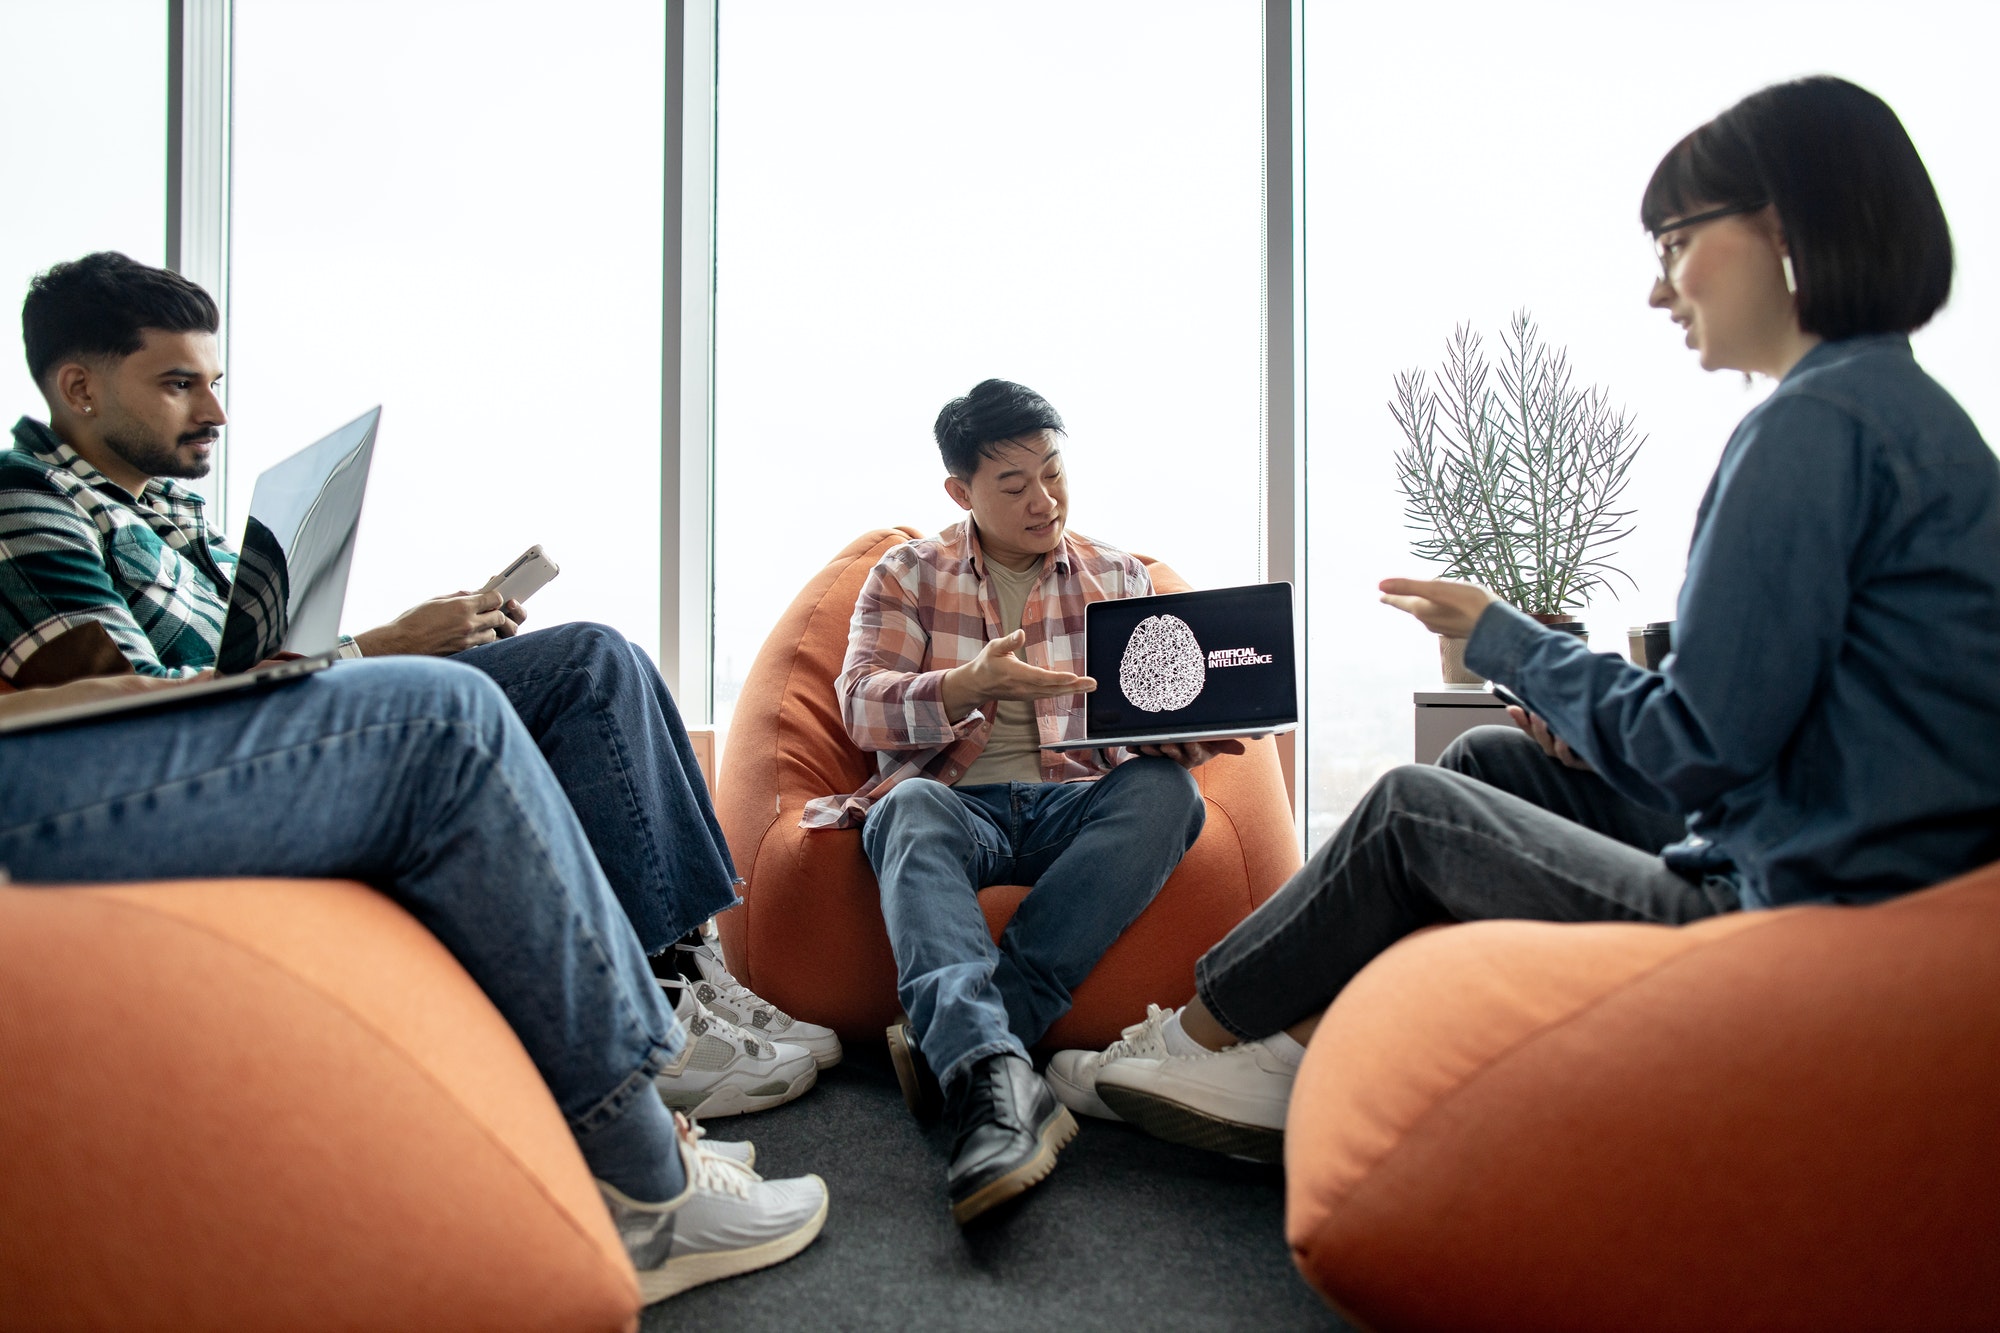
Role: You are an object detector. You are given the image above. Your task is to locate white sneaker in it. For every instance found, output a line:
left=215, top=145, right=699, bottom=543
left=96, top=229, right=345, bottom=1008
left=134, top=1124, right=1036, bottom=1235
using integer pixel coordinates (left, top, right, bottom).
left=599, top=1113, right=828, bottom=1304
left=655, top=977, right=818, bottom=1118
left=1046, top=1004, right=1179, bottom=1121
left=685, top=1116, right=757, bottom=1175
left=1093, top=1035, right=1299, bottom=1163
left=674, top=929, right=845, bottom=1069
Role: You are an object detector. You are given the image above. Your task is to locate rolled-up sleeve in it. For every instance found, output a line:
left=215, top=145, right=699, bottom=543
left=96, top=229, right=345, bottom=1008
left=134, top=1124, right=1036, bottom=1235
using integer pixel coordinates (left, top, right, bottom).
left=836, top=560, right=960, bottom=751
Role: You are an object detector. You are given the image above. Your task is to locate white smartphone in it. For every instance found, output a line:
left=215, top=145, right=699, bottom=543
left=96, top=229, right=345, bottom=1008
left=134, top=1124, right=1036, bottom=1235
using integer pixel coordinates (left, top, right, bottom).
left=482, top=544, right=560, bottom=603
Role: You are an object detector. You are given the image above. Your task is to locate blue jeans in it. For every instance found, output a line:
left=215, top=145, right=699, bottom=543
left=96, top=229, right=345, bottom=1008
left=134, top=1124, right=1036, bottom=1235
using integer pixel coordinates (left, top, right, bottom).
left=0, top=658, right=683, bottom=1188
left=861, top=758, right=1205, bottom=1091
left=457, top=622, right=737, bottom=952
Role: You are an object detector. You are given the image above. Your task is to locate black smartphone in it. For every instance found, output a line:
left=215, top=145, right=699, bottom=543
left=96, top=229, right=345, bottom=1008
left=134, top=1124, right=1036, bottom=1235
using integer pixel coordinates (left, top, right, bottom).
left=1490, top=684, right=1528, bottom=711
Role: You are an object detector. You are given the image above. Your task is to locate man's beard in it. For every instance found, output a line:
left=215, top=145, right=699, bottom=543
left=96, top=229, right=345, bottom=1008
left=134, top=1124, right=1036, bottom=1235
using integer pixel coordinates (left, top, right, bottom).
left=100, top=425, right=215, bottom=480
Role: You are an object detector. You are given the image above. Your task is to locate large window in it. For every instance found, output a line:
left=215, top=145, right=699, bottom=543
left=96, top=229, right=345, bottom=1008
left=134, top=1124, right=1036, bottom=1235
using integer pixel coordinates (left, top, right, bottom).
left=1301, top=2, right=2000, bottom=846
left=229, top=1, right=667, bottom=645
left=710, top=1, right=1265, bottom=737
left=0, top=2, right=166, bottom=426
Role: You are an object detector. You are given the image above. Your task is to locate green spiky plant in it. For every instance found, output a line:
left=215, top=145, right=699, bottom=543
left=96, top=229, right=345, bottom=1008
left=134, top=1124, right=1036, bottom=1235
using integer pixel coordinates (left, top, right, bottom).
left=1390, top=309, right=1645, bottom=616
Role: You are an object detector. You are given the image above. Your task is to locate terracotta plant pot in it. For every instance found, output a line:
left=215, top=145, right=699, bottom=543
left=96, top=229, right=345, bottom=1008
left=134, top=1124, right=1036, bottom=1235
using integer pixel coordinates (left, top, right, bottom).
left=1529, top=612, right=1589, bottom=645
left=1439, top=635, right=1484, bottom=684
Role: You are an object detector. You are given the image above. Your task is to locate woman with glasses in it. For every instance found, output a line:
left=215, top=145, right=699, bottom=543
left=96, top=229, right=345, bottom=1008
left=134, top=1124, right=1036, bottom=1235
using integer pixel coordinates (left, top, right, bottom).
left=1045, top=75, right=2000, bottom=1161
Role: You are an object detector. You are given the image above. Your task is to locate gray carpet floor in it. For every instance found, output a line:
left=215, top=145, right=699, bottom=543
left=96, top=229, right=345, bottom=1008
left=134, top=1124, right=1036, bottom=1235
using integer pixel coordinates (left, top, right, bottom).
left=649, top=1045, right=1353, bottom=1332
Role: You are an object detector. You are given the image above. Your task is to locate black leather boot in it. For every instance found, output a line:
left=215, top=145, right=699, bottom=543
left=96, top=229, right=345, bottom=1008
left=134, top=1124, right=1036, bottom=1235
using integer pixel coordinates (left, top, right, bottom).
left=944, top=1053, right=1079, bottom=1225
left=886, top=1017, right=943, bottom=1121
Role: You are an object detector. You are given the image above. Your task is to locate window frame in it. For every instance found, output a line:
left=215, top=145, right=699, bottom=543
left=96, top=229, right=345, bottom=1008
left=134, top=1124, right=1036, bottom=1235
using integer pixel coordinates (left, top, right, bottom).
left=179, top=0, right=1310, bottom=843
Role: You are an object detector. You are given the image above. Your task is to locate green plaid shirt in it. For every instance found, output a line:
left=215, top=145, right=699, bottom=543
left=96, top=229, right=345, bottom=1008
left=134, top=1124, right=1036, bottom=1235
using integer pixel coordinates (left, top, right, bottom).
left=0, top=417, right=239, bottom=679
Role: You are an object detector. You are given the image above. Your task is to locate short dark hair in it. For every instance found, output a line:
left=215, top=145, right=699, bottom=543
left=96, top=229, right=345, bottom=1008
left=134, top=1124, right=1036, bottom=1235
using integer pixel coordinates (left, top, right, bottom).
left=1640, top=76, right=1953, bottom=340
left=21, top=251, right=220, bottom=386
left=933, top=379, right=1066, bottom=479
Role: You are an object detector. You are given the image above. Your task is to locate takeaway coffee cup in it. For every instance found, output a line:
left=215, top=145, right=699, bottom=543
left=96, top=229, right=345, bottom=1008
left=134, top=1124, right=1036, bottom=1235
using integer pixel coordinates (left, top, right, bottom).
left=1626, top=621, right=1674, bottom=670
left=1532, top=617, right=1588, bottom=645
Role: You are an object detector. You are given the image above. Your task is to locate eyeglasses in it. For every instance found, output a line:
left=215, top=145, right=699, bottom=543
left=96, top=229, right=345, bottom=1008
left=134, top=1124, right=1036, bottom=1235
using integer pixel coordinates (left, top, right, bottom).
left=1650, top=201, right=1767, bottom=282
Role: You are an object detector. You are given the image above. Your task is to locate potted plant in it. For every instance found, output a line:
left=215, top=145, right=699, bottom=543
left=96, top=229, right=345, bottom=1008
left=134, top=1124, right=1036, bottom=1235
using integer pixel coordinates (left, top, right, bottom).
left=1389, top=309, right=1646, bottom=683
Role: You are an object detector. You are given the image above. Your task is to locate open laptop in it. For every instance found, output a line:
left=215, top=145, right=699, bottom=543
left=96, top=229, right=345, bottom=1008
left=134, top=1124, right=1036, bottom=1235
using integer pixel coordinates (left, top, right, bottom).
left=0, top=405, right=381, bottom=734
left=1042, top=581, right=1298, bottom=751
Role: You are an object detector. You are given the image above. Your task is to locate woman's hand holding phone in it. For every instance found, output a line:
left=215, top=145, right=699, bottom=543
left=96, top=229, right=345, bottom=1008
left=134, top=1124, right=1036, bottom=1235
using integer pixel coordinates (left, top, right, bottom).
left=1492, top=687, right=1594, bottom=773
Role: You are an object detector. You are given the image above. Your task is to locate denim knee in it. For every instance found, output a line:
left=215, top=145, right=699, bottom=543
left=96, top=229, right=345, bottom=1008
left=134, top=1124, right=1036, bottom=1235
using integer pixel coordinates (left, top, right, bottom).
left=1105, top=756, right=1205, bottom=840
left=350, top=656, right=516, bottom=735
left=1356, top=761, right=1482, bottom=829
left=861, top=778, right=962, bottom=864
left=534, top=620, right=631, bottom=669
left=498, top=622, right=653, bottom=710
left=1436, top=722, right=1539, bottom=773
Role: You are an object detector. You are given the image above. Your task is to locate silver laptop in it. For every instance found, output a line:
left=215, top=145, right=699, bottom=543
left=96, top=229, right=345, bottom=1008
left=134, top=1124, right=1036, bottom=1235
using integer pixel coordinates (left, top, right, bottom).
left=0, top=406, right=381, bottom=734
left=1042, top=582, right=1298, bottom=751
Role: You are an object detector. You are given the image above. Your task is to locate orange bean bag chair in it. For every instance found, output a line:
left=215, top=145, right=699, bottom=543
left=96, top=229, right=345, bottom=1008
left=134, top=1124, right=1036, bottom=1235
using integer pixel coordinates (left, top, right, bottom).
left=716, top=528, right=1301, bottom=1048
left=1284, top=862, right=2000, bottom=1332
left=0, top=878, right=640, bottom=1332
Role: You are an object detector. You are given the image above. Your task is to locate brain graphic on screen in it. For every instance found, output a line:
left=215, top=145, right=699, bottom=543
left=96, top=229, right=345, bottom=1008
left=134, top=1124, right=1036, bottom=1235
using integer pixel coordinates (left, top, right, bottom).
left=1119, top=613, right=1205, bottom=713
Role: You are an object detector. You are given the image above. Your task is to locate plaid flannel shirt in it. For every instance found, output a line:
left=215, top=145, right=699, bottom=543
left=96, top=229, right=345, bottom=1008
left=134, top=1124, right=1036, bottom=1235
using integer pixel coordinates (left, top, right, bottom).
left=801, top=520, right=1153, bottom=829
left=0, top=417, right=240, bottom=679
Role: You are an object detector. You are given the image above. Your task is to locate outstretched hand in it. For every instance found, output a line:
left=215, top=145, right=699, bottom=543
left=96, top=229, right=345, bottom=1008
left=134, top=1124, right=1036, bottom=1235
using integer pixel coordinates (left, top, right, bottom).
left=1378, top=578, right=1496, bottom=640
left=942, top=629, right=1094, bottom=721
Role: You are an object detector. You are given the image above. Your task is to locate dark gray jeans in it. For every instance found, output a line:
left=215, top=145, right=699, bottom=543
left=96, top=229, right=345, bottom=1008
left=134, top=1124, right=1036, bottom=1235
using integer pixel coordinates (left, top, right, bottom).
left=1194, top=725, right=1742, bottom=1040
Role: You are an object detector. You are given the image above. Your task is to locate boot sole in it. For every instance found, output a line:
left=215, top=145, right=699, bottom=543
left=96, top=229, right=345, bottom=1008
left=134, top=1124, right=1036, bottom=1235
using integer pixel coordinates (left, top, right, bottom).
left=886, top=1023, right=940, bottom=1121
left=1097, top=1084, right=1284, bottom=1163
left=950, top=1105, right=1080, bottom=1226
left=638, top=1178, right=830, bottom=1303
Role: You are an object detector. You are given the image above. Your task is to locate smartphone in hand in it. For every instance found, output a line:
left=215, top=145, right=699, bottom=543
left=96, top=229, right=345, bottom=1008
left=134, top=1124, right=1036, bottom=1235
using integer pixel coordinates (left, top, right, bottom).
left=482, top=544, right=560, bottom=604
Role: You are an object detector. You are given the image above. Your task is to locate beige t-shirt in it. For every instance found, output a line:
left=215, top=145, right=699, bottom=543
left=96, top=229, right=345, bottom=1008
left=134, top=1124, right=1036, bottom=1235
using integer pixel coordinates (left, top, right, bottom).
left=955, top=556, right=1047, bottom=787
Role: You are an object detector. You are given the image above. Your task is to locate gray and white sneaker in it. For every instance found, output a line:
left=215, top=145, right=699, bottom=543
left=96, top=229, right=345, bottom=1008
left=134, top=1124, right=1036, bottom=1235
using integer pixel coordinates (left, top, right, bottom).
left=599, top=1113, right=828, bottom=1304
left=674, top=929, right=844, bottom=1069
left=1045, top=1004, right=1179, bottom=1121
left=655, top=976, right=818, bottom=1118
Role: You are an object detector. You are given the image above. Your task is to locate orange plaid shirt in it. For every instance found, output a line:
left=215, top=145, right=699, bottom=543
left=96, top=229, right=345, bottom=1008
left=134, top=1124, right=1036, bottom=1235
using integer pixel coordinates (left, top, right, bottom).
left=800, top=520, right=1153, bottom=829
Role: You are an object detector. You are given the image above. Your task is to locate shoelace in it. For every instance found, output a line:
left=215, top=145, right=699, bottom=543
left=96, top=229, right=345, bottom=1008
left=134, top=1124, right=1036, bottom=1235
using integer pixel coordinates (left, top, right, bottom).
left=1097, top=1003, right=1175, bottom=1065
left=683, top=1115, right=759, bottom=1178
left=682, top=939, right=792, bottom=1025
left=663, top=977, right=771, bottom=1057
left=674, top=1112, right=756, bottom=1197
left=684, top=1138, right=754, bottom=1201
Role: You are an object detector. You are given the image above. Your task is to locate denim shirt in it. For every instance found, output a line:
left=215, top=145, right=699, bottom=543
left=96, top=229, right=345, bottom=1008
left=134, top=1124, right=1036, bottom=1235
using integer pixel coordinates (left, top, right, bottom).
left=1468, top=334, right=2000, bottom=908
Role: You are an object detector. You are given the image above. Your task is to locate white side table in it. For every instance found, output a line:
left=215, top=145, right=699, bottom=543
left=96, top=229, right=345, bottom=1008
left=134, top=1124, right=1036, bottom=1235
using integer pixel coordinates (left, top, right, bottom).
left=1413, top=687, right=1509, bottom=764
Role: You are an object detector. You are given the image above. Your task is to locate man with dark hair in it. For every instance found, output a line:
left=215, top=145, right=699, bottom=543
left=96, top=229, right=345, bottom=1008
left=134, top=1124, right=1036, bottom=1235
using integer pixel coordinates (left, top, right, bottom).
left=5, top=252, right=840, bottom=1106
left=803, top=378, right=1238, bottom=1223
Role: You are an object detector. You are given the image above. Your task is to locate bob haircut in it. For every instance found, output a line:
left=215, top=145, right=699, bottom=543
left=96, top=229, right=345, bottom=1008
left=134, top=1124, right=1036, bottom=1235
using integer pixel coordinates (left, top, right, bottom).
left=1640, top=76, right=1953, bottom=341
left=933, top=379, right=1066, bottom=480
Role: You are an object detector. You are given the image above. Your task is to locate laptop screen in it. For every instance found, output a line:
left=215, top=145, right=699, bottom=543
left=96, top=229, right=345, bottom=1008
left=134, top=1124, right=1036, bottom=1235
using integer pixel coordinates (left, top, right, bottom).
left=1082, top=582, right=1297, bottom=739
left=214, top=407, right=379, bottom=673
